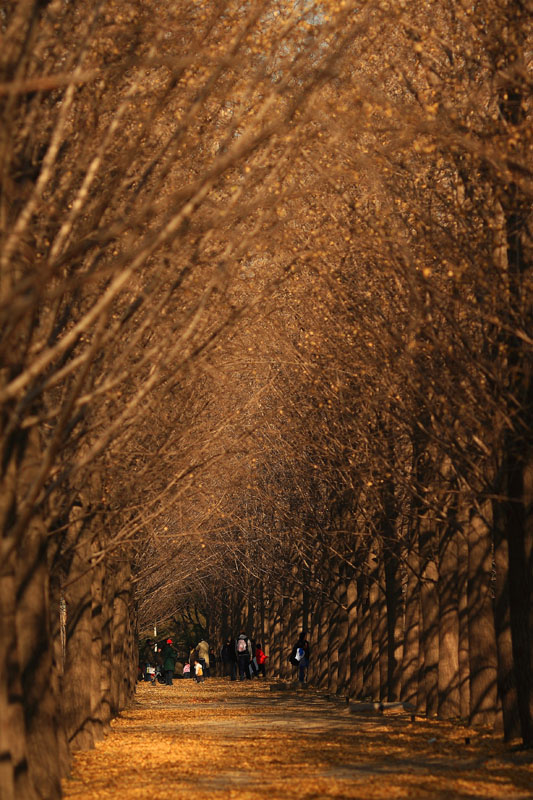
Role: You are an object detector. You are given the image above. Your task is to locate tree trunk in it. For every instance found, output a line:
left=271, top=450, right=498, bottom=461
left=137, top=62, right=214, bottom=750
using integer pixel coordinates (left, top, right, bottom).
left=16, top=524, right=62, bottom=799
left=346, top=576, right=361, bottom=698
left=438, top=525, right=460, bottom=719
left=492, top=492, right=520, bottom=739
left=376, top=553, right=389, bottom=701
left=0, top=565, right=32, bottom=800
left=270, top=591, right=282, bottom=678
left=279, top=587, right=291, bottom=681
left=401, top=544, right=420, bottom=706
left=368, top=555, right=381, bottom=700
left=457, top=528, right=470, bottom=720
left=466, top=501, right=499, bottom=727
left=419, top=517, right=439, bottom=717
left=62, top=520, right=95, bottom=752
left=110, top=560, right=134, bottom=715
left=90, top=559, right=105, bottom=742
left=384, top=543, right=401, bottom=701
left=336, top=563, right=350, bottom=695
left=358, top=573, right=373, bottom=699
left=327, top=559, right=342, bottom=694
left=317, top=584, right=330, bottom=689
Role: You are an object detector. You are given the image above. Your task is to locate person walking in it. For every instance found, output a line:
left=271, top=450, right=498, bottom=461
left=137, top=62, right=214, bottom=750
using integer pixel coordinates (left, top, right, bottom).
left=221, top=636, right=237, bottom=680
left=255, top=642, right=267, bottom=678
left=162, top=638, right=177, bottom=685
left=290, top=632, right=310, bottom=684
left=194, top=659, right=205, bottom=683
left=140, top=638, right=157, bottom=683
left=197, top=638, right=210, bottom=678
left=209, top=646, right=218, bottom=676
left=235, top=633, right=252, bottom=680
left=249, top=639, right=260, bottom=678
left=189, top=644, right=199, bottom=678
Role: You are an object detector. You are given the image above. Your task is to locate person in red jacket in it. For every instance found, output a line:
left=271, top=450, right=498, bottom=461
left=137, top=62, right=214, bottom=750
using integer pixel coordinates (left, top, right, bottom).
left=255, top=642, right=267, bottom=678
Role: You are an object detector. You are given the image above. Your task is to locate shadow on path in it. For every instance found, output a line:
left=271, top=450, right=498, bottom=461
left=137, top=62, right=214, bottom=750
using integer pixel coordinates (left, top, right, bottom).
left=62, top=679, right=533, bottom=800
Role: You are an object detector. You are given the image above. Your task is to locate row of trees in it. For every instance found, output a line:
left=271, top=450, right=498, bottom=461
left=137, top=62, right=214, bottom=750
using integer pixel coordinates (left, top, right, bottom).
left=2, top=1, right=532, bottom=798
left=153, top=0, right=533, bottom=747
left=1, top=1, right=351, bottom=797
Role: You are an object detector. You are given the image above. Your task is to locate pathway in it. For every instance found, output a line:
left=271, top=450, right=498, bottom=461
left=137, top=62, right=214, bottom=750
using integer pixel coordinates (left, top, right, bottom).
left=62, top=679, right=533, bottom=800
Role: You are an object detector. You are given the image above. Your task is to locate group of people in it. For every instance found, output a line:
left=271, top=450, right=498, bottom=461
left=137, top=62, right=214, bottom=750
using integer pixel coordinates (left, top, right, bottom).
left=183, top=638, right=212, bottom=682
left=139, top=631, right=310, bottom=685
left=220, top=631, right=310, bottom=684
left=138, top=637, right=163, bottom=684
left=138, top=637, right=213, bottom=685
left=220, top=634, right=268, bottom=681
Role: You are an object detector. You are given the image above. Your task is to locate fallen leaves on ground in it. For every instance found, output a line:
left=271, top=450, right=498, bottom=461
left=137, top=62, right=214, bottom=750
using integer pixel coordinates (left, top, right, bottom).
left=62, top=679, right=533, bottom=800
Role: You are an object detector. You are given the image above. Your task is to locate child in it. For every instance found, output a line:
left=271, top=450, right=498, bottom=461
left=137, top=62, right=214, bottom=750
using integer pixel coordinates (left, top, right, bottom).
left=255, top=643, right=267, bottom=678
left=194, top=659, right=204, bottom=683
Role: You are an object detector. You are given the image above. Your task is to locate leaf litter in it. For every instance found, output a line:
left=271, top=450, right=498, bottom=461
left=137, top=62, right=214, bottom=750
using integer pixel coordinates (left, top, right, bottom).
left=62, top=680, right=533, bottom=800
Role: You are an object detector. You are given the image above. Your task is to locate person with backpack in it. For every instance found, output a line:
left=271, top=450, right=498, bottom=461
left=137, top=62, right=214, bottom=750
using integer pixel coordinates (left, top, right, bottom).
left=290, top=631, right=310, bottom=684
left=235, top=633, right=252, bottom=680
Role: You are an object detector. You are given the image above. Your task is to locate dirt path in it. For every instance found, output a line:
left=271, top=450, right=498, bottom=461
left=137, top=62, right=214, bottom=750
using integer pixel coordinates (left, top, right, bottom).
left=62, top=679, right=533, bottom=800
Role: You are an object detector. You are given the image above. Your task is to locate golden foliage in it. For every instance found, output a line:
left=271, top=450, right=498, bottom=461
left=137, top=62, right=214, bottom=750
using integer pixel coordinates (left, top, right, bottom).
left=63, top=681, right=533, bottom=800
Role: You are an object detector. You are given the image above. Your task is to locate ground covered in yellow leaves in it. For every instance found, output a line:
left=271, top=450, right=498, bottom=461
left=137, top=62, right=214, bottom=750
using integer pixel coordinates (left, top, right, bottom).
left=62, top=679, right=533, bottom=800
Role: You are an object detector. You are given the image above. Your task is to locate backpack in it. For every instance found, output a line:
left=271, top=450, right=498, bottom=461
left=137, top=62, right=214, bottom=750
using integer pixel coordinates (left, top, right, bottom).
left=237, top=637, right=247, bottom=654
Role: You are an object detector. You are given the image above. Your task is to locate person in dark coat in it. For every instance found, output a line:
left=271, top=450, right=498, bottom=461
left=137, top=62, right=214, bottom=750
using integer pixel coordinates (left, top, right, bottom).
left=290, top=631, right=310, bottom=684
left=140, top=638, right=157, bottom=683
left=162, top=638, right=178, bottom=685
left=189, top=644, right=199, bottom=677
left=249, top=639, right=260, bottom=678
left=209, top=646, right=218, bottom=676
left=220, top=636, right=237, bottom=681
left=235, top=633, right=252, bottom=680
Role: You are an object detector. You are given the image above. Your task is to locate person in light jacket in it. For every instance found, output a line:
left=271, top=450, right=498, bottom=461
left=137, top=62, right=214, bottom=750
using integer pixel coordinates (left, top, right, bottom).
left=197, top=638, right=210, bottom=678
